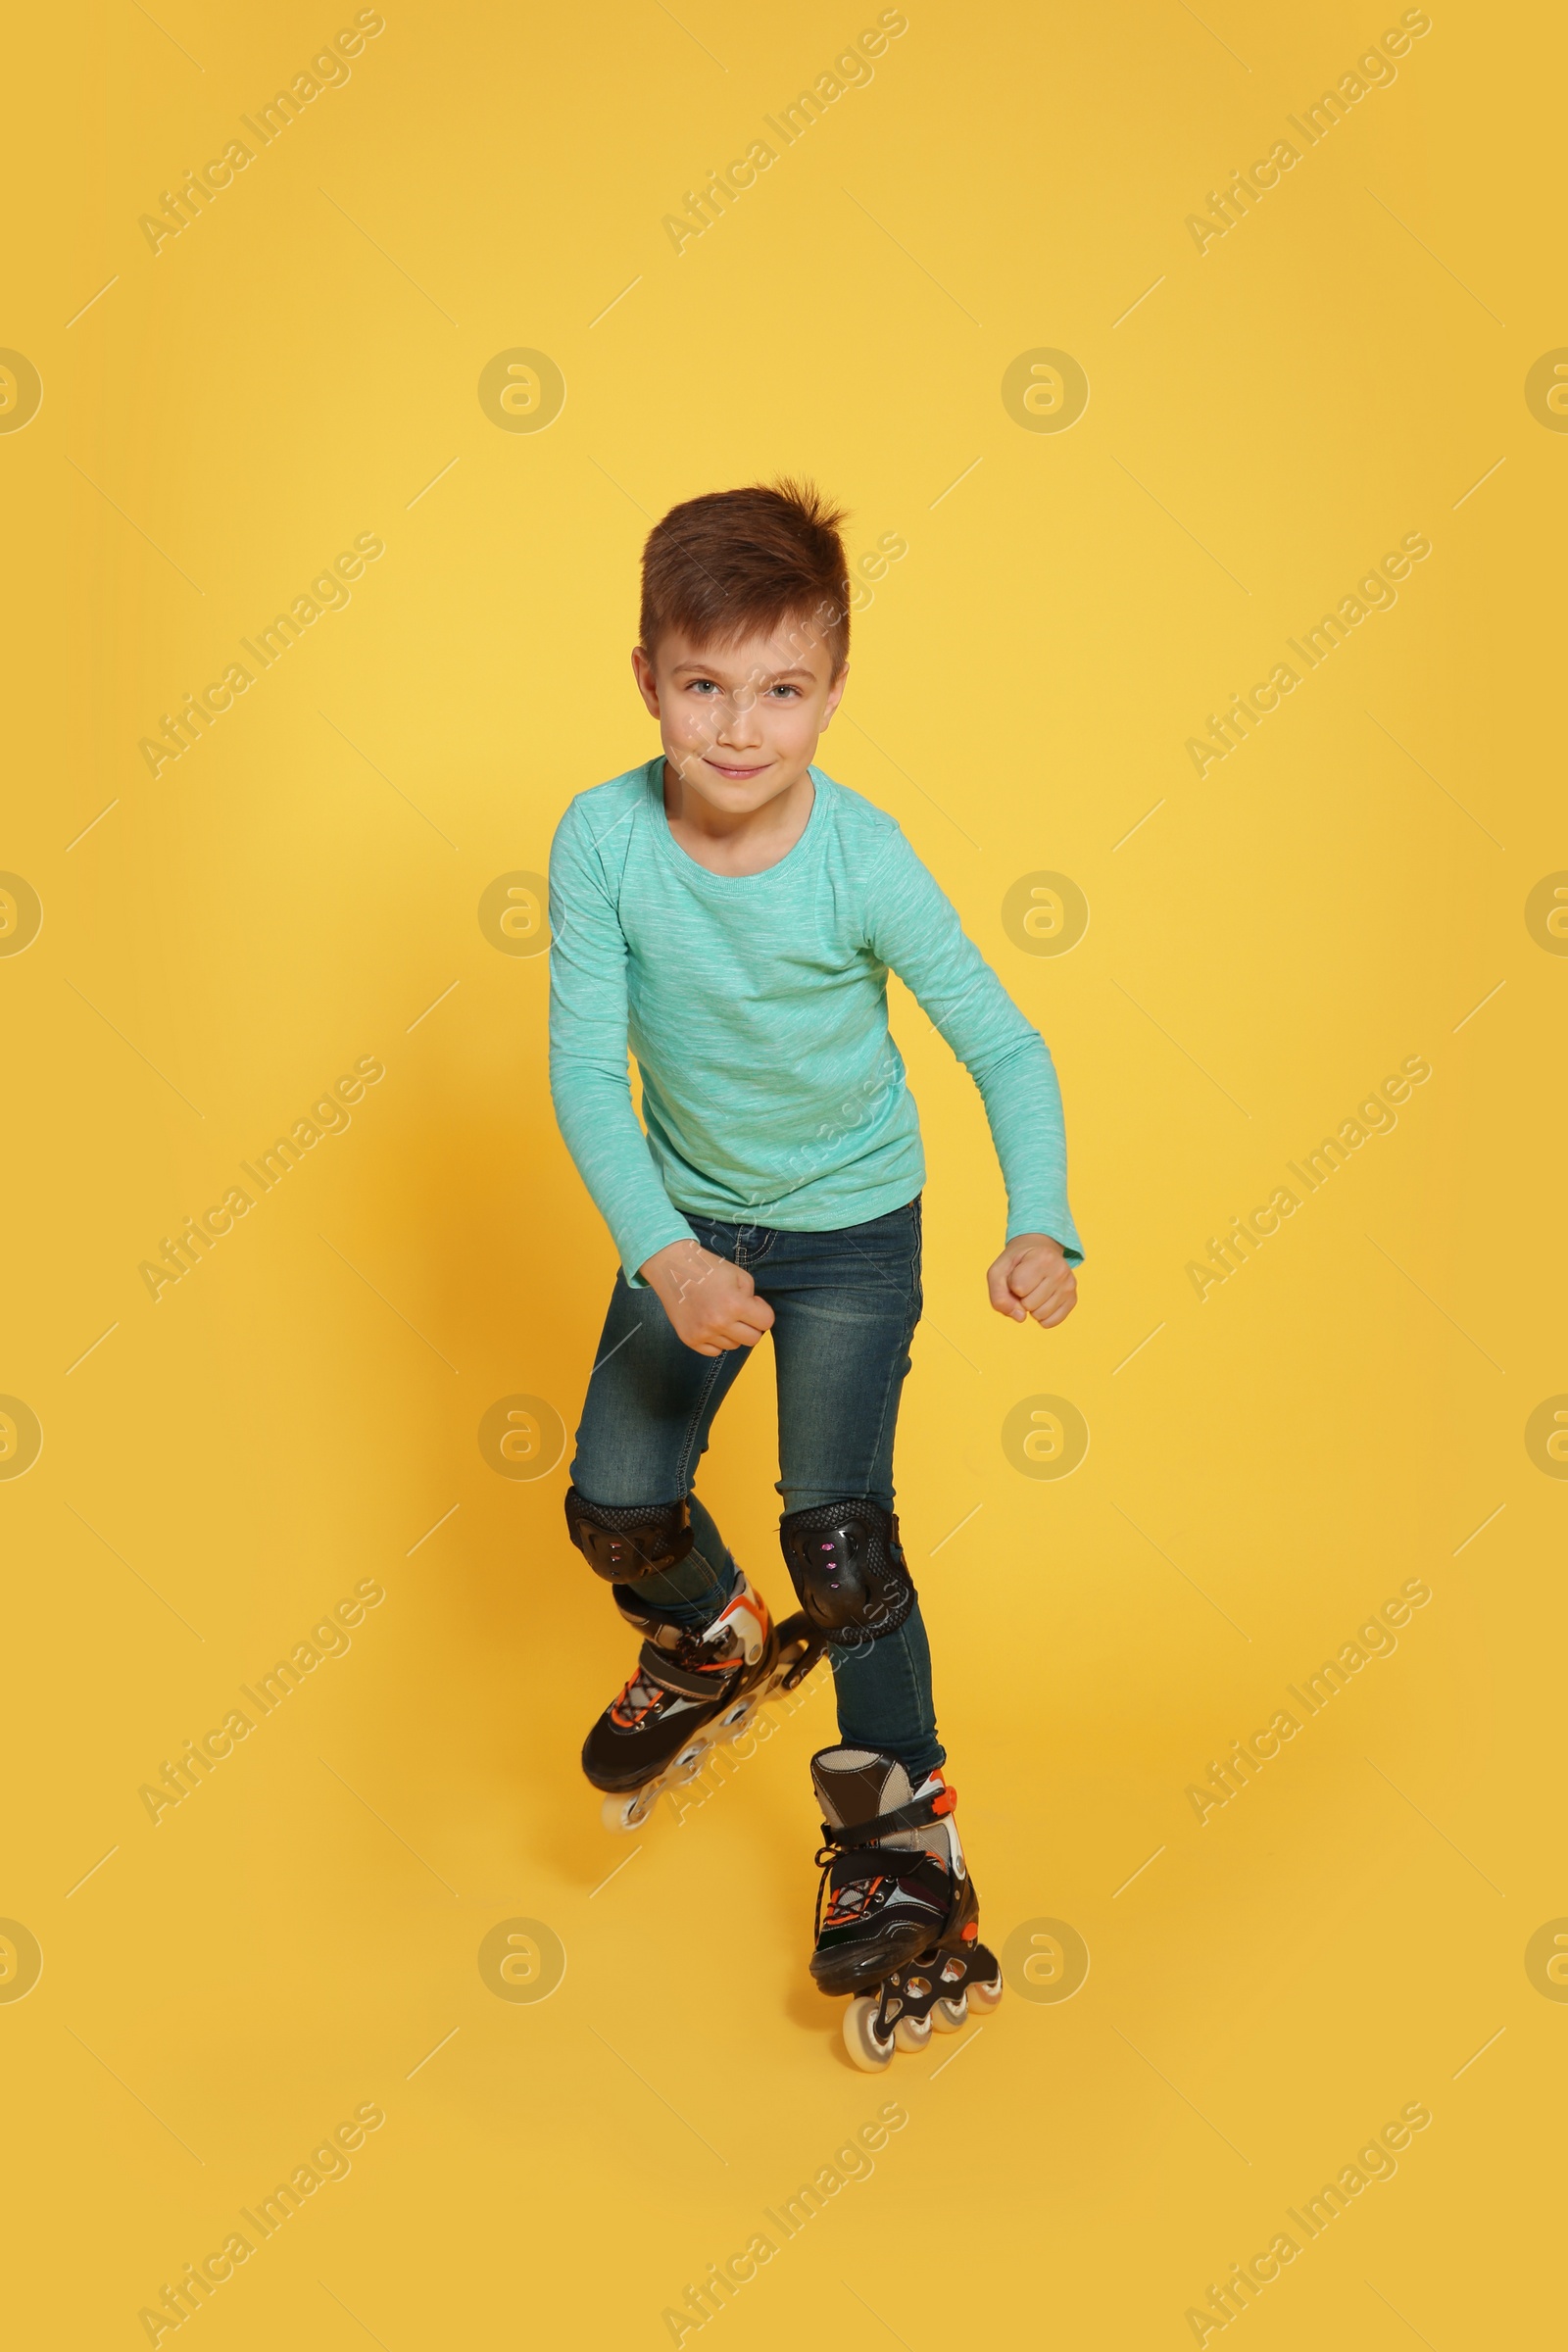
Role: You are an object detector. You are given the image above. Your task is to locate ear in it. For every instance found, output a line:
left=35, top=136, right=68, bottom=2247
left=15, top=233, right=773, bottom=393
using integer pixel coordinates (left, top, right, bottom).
left=630, top=646, right=661, bottom=718
left=819, top=662, right=850, bottom=727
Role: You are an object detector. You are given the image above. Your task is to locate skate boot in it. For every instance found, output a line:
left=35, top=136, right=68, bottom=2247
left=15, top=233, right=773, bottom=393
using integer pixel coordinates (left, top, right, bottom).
left=809, top=1744, right=1004, bottom=2072
left=585, top=1574, right=823, bottom=1833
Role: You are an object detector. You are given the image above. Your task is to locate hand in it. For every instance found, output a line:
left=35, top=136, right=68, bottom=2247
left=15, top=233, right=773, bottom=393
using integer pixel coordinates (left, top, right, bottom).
left=987, top=1233, right=1077, bottom=1329
left=640, top=1238, right=776, bottom=1356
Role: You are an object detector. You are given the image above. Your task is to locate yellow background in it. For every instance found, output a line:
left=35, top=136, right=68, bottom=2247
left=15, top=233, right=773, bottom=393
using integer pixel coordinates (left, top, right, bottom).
left=6, top=0, right=1563, bottom=2342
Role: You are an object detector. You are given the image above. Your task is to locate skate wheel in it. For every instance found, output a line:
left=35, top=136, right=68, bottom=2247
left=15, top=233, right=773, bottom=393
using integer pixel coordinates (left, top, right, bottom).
left=931, top=1992, right=968, bottom=2034
left=600, top=1788, right=655, bottom=1834
left=969, top=1971, right=1004, bottom=2012
left=893, top=2012, right=932, bottom=2054
left=843, top=1996, right=896, bottom=2074
left=668, top=1740, right=710, bottom=1784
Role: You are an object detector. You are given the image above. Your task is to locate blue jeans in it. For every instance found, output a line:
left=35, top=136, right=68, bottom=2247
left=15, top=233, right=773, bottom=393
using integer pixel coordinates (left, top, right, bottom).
left=568, top=1196, right=942, bottom=1782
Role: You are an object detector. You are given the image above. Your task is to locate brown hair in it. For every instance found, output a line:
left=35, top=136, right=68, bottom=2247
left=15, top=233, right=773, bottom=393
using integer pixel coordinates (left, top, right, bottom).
left=638, top=477, right=852, bottom=675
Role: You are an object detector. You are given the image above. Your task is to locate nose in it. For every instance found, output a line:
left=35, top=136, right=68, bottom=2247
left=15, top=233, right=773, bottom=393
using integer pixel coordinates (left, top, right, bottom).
left=712, top=690, right=763, bottom=750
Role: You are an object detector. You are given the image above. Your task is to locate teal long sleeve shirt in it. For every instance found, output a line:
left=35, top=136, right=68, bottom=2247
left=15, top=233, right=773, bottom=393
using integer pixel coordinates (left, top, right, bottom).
left=548, top=759, right=1083, bottom=1286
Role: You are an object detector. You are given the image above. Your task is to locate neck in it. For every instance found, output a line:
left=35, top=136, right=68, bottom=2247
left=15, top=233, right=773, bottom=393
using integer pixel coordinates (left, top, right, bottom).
left=661, top=759, right=816, bottom=876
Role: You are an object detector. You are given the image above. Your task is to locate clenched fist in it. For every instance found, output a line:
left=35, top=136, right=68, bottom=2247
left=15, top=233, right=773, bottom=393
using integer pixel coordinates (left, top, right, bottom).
left=640, top=1237, right=776, bottom=1356
left=987, top=1233, right=1077, bottom=1329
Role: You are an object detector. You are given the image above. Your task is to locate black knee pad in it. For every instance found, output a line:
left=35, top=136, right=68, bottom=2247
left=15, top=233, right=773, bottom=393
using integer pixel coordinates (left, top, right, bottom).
left=564, top=1487, right=694, bottom=1584
left=778, top=1498, right=915, bottom=1647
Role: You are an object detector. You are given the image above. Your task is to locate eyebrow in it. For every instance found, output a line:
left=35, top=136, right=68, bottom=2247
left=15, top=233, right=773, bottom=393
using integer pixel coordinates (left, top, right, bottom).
left=671, top=662, right=817, bottom=683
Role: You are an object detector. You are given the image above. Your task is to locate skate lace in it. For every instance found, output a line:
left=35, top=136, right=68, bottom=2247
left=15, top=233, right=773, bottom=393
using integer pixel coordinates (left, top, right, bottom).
left=609, top=1665, right=668, bottom=1728
left=812, top=1836, right=905, bottom=1938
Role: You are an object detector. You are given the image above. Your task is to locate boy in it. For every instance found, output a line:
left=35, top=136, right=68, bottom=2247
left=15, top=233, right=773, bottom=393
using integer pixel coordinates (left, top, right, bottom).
left=548, top=481, right=1081, bottom=2070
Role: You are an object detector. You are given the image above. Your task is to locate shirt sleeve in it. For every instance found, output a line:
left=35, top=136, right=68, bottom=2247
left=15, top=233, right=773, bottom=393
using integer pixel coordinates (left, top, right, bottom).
left=548, top=800, right=698, bottom=1286
left=863, top=825, right=1084, bottom=1264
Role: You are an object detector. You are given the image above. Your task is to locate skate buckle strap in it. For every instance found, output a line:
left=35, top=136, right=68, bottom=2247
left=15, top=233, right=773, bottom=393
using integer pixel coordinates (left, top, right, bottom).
left=818, top=1782, right=957, bottom=1850
left=635, top=1642, right=732, bottom=1701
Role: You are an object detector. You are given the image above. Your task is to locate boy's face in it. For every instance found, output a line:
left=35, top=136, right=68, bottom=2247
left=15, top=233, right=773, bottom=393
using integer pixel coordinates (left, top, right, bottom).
left=632, top=619, right=847, bottom=818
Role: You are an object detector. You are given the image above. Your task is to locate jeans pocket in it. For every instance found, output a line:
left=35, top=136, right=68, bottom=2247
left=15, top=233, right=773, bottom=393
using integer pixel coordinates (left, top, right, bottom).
left=688, top=1216, right=735, bottom=1260
left=824, top=1200, right=922, bottom=1325
left=857, top=1196, right=921, bottom=1238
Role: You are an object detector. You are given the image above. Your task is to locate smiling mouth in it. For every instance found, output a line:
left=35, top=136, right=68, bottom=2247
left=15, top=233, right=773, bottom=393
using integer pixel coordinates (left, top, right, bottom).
left=706, top=759, right=770, bottom=779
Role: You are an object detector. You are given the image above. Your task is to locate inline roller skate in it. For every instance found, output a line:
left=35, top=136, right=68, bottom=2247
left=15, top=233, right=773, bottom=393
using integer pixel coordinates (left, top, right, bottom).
left=809, top=1743, right=1004, bottom=2071
left=585, top=1574, right=822, bottom=1832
